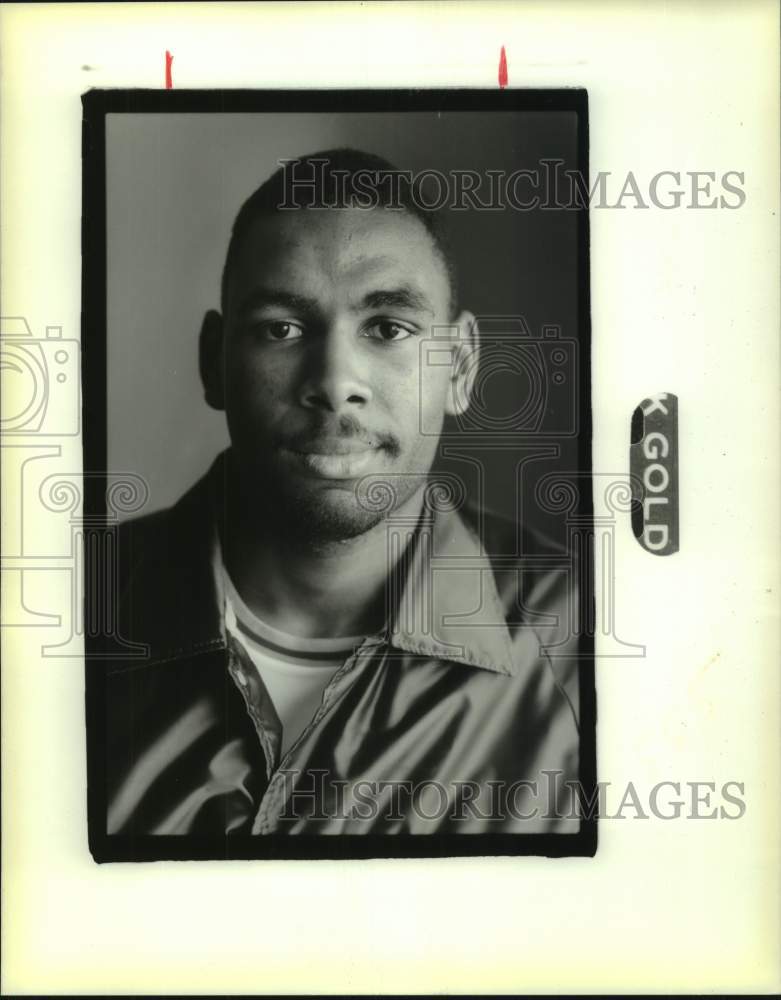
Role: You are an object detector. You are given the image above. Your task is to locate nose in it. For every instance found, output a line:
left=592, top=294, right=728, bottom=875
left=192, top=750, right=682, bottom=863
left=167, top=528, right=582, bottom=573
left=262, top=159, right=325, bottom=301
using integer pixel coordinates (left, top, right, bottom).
left=298, top=326, right=372, bottom=412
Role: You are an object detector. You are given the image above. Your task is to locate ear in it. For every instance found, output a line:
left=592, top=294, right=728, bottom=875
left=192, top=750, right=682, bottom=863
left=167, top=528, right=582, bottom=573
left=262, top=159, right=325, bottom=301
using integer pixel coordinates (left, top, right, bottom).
left=444, top=310, right=480, bottom=418
left=199, top=310, right=225, bottom=411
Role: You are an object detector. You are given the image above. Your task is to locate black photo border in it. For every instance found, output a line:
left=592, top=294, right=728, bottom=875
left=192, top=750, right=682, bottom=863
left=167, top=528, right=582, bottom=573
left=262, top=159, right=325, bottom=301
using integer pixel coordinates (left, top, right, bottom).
left=82, top=87, right=596, bottom=863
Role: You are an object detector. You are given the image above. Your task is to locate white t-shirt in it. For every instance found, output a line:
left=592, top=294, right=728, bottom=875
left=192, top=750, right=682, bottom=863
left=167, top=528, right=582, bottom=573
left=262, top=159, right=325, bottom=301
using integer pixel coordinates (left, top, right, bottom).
left=219, top=562, right=365, bottom=758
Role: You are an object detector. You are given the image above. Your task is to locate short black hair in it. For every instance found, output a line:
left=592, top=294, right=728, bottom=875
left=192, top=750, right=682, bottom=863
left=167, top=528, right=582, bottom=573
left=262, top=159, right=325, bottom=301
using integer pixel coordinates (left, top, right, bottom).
left=221, top=147, right=458, bottom=318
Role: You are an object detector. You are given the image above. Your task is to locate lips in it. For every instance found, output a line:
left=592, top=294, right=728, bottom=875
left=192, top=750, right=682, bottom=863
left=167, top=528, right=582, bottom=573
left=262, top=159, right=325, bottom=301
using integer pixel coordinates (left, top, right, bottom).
left=290, top=437, right=375, bottom=457
left=280, top=436, right=380, bottom=480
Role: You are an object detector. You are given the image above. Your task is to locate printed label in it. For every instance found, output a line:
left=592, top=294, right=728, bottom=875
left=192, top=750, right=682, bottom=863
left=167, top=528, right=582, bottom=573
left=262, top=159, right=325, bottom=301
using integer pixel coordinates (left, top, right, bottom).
left=630, top=393, right=679, bottom=555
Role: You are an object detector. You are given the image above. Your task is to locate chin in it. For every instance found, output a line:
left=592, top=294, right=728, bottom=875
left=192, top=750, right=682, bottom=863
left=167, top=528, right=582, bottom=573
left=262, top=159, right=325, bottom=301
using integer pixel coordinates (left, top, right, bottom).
left=281, top=470, right=429, bottom=543
left=283, top=489, right=390, bottom=543
left=235, top=450, right=429, bottom=543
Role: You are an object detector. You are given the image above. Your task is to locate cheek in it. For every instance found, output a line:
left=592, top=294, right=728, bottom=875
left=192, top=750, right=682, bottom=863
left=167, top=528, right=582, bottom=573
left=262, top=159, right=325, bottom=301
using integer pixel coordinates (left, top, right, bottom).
left=381, top=354, right=443, bottom=408
left=385, top=357, right=450, bottom=451
left=416, top=359, right=451, bottom=419
left=224, top=348, right=289, bottom=415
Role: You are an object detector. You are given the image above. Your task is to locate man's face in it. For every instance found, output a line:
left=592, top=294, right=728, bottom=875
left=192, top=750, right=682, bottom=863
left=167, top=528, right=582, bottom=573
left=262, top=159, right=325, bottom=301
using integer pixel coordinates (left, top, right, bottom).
left=203, top=206, right=476, bottom=541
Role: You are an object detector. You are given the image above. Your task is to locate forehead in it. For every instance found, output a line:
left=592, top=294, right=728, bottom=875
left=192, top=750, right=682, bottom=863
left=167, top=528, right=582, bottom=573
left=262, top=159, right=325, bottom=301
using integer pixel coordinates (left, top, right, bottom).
left=227, top=206, right=451, bottom=315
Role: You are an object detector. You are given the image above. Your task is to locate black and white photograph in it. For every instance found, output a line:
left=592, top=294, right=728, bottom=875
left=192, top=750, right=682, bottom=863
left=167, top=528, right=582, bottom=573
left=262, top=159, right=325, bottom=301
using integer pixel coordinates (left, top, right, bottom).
left=83, top=91, right=595, bottom=860
left=2, top=2, right=779, bottom=994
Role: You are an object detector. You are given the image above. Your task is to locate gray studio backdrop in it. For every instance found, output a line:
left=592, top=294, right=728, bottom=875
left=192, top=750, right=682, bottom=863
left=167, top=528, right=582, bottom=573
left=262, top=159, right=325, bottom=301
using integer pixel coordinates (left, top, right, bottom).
left=107, top=111, right=582, bottom=538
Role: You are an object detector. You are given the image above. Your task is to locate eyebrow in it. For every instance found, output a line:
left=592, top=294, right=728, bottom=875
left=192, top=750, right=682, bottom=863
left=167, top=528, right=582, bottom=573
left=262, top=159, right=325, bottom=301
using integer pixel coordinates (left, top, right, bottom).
left=236, top=284, right=435, bottom=318
left=359, top=286, right=434, bottom=315
left=236, top=288, right=319, bottom=317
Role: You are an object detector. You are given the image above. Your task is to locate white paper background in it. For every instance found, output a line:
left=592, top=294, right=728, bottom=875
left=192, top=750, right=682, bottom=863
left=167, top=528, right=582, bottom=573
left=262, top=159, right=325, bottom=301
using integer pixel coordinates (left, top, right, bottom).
left=1, top=1, right=779, bottom=993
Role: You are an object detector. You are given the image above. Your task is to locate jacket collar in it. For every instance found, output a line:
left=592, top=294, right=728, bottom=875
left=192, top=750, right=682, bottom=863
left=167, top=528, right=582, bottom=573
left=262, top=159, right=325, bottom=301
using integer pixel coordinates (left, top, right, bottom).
left=132, top=452, right=515, bottom=676
left=384, top=501, right=516, bottom=675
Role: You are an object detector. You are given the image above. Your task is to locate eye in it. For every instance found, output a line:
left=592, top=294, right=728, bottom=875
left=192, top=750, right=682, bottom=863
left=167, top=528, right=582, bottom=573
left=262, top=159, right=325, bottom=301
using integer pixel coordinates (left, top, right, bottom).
left=257, top=321, right=304, bottom=342
left=365, top=320, right=416, bottom=342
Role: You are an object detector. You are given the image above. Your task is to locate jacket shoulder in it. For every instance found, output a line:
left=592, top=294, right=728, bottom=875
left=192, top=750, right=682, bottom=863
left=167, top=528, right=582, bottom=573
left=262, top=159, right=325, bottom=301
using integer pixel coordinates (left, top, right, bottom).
left=463, top=503, right=582, bottom=719
left=460, top=501, right=580, bottom=648
left=115, top=464, right=217, bottom=585
left=87, top=463, right=222, bottom=665
left=458, top=500, right=568, bottom=561
left=116, top=505, right=174, bottom=574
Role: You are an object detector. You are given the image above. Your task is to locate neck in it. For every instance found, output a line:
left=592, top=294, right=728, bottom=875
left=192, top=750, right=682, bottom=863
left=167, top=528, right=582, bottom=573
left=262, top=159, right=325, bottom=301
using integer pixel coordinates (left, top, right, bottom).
left=219, top=468, right=425, bottom=640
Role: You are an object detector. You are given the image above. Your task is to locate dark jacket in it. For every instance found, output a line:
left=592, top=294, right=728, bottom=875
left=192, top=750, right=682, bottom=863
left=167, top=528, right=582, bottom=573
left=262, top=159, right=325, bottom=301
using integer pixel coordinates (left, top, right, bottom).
left=89, top=454, right=583, bottom=837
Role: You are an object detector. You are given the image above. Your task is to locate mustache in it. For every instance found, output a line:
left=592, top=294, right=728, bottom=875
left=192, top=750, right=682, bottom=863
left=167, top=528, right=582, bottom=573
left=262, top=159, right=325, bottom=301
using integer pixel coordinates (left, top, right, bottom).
left=280, top=415, right=400, bottom=454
